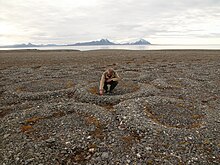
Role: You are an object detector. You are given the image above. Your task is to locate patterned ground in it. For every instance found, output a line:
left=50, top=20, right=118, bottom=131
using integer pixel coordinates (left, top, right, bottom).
left=0, top=50, right=220, bottom=164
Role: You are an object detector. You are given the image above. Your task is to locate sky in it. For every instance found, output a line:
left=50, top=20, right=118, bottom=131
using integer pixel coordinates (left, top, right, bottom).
left=0, top=0, right=220, bottom=45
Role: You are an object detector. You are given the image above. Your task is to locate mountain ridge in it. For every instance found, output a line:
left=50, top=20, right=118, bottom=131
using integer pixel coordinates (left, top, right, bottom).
left=0, top=39, right=151, bottom=48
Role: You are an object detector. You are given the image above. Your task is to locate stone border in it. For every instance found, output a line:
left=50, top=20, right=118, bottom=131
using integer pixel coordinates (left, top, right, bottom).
left=115, top=96, right=205, bottom=130
left=74, top=82, right=160, bottom=106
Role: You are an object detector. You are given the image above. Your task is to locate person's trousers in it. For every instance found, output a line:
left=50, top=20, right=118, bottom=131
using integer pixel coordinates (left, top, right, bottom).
left=103, top=81, right=118, bottom=92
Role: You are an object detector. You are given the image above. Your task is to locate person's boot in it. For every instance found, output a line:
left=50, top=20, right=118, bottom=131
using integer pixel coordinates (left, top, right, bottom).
left=109, top=90, right=113, bottom=94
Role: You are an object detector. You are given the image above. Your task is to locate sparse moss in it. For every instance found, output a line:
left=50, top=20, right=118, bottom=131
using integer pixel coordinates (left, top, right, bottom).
left=25, top=117, right=42, bottom=124
left=100, top=104, right=115, bottom=112
left=51, top=111, right=66, bottom=118
left=121, top=135, right=134, bottom=145
left=121, top=131, right=142, bottom=148
left=16, top=86, right=26, bottom=93
left=191, top=114, right=204, bottom=120
left=21, top=125, right=33, bottom=132
left=88, top=86, right=99, bottom=95
left=89, top=128, right=105, bottom=139
left=85, top=116, right=100, bottom=127
left=66, top=81, right=74, bottom=88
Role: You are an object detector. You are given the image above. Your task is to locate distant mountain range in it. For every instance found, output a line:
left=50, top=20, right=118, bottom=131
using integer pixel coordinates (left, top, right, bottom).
left=0, top=43, right=59, bottom=48
left=70, top=39, right=151, bottom=46
left=0, top=39, right=151, bottom=48
left=69, top=39, right=116, bottom=46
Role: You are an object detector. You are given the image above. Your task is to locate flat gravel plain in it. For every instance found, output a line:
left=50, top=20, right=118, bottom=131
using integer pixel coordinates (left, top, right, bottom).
left=0, top=49, right=220, bottom=164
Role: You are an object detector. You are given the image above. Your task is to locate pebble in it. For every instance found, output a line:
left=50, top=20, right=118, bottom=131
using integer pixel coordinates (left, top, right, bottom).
left=25, top=158, right=34, bottom=164
left=137, top=153, right=141, bottom=158
left=45, top=138, right=55, bottom=143
left=145, top=147, right=152, bottom=151
left=3, top=134, right=10, bottom=139
left=87, top=136, right=92, bottom=139
left=89, top=148, right=95, bottom=152
left=101, top=152, right=109, bottom=159
left=61, top=150, right=67, bottom=154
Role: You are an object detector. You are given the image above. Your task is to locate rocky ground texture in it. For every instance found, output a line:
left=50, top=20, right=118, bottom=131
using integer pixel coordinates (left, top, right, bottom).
left=0, top=50, right=220, bottom=164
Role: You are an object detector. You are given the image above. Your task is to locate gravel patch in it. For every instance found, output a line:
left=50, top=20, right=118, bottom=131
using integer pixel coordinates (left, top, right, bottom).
left=1, top=50, right=220, bottom=164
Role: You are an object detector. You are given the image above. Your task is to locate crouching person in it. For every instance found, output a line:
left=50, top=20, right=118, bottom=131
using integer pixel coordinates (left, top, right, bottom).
left=99, top=68, right=120, bottom=95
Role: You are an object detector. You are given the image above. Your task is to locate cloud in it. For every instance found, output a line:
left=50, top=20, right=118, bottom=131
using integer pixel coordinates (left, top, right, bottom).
left=0, top=0, right=220, bottom=44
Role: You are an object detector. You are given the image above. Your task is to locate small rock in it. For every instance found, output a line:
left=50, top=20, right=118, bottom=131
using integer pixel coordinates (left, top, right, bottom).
left=101, top=152, right=109, bottom=159
left=188, top=136, right=193, bottom=140
left=15, top=157, right=20, bottom=162
left=85, top=154, right=91, bottom=160
left=118, top=124, right=126, bottom=130
left=61, top=150, right=67, bottom=154
left=191, top=157, right=198, bottom=161
left=45, top=138, right=55, bottom=143
left=87, top=136, right=92, bottom=140
left=89, top=148, right=95, bottom=152
left=145, top=147, right=152, bottom=151
left=25, top=158, right=34, bottom=164
left=3, top=134, right=10, bottom=139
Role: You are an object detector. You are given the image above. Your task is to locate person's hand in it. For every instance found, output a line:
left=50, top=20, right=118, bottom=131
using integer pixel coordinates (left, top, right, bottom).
left=99, top=89, right=103, bottom=95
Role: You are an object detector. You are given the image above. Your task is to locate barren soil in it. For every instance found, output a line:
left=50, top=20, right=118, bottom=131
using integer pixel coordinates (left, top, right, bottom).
left=0, top=49, right=220, bottom=164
